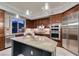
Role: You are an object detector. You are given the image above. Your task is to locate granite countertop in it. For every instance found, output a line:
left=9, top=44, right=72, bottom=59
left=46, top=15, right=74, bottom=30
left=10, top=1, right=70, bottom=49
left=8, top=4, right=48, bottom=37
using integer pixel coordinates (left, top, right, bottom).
left=11, top=35, right=57, bottom=53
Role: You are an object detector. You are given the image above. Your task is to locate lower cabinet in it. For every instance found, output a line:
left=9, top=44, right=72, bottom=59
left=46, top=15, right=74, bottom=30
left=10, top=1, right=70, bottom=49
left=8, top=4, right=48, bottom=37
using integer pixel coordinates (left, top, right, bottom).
left=12, top=41, right=51, bottom=56
left=0, top=37, right=5, bottom=50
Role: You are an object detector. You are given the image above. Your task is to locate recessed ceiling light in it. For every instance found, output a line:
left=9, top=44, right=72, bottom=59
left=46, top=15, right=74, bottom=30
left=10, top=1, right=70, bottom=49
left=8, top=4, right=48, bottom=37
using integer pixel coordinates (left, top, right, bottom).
left=41, top=3, right=49, bottom=11
left=45, top=3, right=49, bottom=10
left=26, top=10, right=30, bottom=15
left=16, top=14, right=19, bottom=18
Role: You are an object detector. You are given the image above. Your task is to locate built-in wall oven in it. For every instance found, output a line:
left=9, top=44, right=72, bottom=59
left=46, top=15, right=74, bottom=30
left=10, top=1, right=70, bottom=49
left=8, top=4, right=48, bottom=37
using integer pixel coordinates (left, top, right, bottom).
left=50, top=23, right=61, bottom=40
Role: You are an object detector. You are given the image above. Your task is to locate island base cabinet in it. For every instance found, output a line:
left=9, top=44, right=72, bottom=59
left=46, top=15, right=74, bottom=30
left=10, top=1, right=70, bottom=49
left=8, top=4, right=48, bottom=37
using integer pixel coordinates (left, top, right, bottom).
left=22, top=45, right=51, bottom=56
left=12, top=41, right=51, bottom=56
left=12, top=41, right=23, bottom=56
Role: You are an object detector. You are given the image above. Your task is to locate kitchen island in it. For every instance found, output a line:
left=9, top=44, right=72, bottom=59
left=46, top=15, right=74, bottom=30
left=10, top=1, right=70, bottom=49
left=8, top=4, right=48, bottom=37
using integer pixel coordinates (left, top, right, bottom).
left=11, top=35, right=57, bottom=56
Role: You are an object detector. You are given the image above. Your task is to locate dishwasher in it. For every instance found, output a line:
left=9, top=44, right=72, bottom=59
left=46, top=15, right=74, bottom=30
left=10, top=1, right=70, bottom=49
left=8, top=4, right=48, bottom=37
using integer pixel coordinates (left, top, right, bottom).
left=5, top=35, right=15, bottom=48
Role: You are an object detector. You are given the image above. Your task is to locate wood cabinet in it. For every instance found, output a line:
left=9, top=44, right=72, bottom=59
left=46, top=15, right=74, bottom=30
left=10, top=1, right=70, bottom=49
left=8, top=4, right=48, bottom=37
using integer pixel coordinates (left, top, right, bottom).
left=0, top=10, right=5, bottom=50
left=50, top=13, right=63, bottom=47
left=0, top=37, right=5, bottom=50
left=26, top=14, right=63, bottom=28
left=50, top=13, right=63, bottom=24
left=26, top=20, right=34, bottom=28
left=63, top=4, right=79, bottom=16
left=26, top=17, right=50, bottom=28
left=0, top=11, right=4, bottom=22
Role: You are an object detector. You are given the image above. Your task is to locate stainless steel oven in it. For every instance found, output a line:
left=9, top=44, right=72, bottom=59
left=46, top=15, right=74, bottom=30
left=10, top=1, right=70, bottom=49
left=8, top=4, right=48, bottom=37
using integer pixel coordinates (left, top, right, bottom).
left=50, top=23, right=61, bottom=40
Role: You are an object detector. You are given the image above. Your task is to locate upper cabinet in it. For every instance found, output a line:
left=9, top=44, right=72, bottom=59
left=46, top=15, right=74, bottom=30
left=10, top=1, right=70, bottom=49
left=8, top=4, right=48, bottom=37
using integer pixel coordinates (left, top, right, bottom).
left=26, top=20, right=35, bottom=28
left=50, top=13, right=63, bottom=24
left=0, top=10, right=4, bottom=22
left=26, top=17, right=50, bottom=28
left=0, top=10, right=4, bottom=33
left=26, top=14, right=63, bottom=28
left=63, top=4, right=79, bottom=16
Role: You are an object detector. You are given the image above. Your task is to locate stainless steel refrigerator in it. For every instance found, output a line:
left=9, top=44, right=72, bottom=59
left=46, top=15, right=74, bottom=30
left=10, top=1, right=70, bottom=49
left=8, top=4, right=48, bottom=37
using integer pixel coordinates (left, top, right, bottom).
left=62, top=11, right=79, bottom=55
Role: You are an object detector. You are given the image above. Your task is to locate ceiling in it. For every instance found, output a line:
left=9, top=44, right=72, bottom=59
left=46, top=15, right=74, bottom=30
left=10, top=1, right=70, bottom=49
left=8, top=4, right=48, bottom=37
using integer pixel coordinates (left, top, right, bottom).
left=6, top=2, right=65, bottom=14
left=4, top=2, right=78, bottom=19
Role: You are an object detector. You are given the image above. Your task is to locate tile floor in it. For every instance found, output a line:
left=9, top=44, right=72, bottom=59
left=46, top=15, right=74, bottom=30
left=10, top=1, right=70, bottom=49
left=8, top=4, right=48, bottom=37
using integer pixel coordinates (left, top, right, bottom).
left=0, top=47, right=75, bottom=56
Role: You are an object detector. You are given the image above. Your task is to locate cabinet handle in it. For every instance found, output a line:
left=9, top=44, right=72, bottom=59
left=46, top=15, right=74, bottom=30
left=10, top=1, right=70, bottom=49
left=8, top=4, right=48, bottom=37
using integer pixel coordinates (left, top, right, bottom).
left=31, top=50, right=33, bottom=55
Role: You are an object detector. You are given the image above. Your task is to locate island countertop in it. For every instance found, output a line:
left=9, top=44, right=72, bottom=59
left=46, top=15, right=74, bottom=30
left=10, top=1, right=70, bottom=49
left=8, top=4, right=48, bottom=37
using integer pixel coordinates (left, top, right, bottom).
left=11, top=35, right=57, bottom=53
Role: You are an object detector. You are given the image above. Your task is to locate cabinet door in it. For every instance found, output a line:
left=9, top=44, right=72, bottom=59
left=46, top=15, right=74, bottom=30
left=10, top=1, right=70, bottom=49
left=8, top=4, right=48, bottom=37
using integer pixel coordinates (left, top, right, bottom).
left=0, top=37, right=5, bottom=50
left=0, top=11, right=4, bottom=22
left=0, top=10, right=5, bottom=50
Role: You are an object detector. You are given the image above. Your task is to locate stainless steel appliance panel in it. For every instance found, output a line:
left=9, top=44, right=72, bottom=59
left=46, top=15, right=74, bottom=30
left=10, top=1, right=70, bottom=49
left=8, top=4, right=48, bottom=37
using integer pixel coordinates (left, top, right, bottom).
left=62, top=11, right=79, bottom=55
